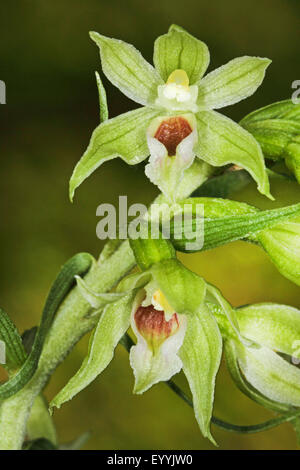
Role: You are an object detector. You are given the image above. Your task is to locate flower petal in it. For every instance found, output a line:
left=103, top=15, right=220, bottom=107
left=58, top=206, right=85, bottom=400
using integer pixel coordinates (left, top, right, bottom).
left=256, top=216, right=300, bottom=286
left=69, top=107, right=159, bottom=201
left=237, top=344, right=300, bottom=407
left=151, top=259, right=207, bottom=316
left=154, top=25, right=210, bottom=84
left=145, top=129, right=197, bottom=202
left=197, top=56, right=271, bottom=110
left=90, top=32, right=163, bottom=106
left=180, top=304, right=222, bottom=443
left=236, top=303, right=300, bottom=358
left=130, top=304, right=187, bottom=394
left=50, top=292, right=135, bottom=411
left=195, top=110, right=272, bottom=199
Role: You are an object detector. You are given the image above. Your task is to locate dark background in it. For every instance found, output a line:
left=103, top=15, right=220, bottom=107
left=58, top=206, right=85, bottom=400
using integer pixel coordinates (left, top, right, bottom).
left=0, top=0, right=299, bottom=450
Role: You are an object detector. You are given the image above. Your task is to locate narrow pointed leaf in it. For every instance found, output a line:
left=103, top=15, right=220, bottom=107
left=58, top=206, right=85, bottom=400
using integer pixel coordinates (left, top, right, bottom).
left=0, top=309, right=26, bottom=371
left=90, top=32, right=163, bottom=106
left=95, top=71, right=108, bottom=122
left=69, top=107, right=159, bottom=201
left=154, top=26, right=209, bottom=84
left=0, top=252, right=94, bottom=399
left=197, top=56, right=271, bottom=109
left=195, top=110, right=272, bottom=198
left=180, top=304, right=222, bottom=443
left=50, top=292, right=135, bottom=410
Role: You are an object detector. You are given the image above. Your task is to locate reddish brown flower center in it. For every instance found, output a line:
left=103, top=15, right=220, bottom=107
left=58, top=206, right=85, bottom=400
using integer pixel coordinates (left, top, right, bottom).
left=154, top=117, right=192, bottom=157
left=134, top=305, right=179, bottom=353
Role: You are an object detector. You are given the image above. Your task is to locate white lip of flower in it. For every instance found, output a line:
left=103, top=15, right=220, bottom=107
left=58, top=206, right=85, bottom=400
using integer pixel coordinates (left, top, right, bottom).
left=155, top=69, right=199, bottom=113
left=145, top=114, right=198, bottom=202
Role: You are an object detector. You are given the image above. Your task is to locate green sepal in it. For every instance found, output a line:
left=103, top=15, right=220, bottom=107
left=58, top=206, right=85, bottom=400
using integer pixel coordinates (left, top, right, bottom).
left=150, top=259, right=206, bottom=315
left=50, top=291, right=135, bottom=411
left=195, top=110, right=272, bottom=199
left=0, top=252, right=94, bottom=399
left=180, top=303, right=222, bottom=444
left=154, top=24, right=209, bottom=84
left=69, top=107, right=159, bottom=201
left=75, top=275, right=127, bottom=309
left=90, top=31, right=163, bottom=106
left=241, top=99, right=300, bottom=182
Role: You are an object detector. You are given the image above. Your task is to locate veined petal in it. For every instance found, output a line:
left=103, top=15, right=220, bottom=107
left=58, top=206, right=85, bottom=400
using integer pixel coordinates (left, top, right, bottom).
left=69, top=107, right=159, bottom=201
left=197, top=56, right=271, bottom=110
left=145, top=114, right=197, bottom=201
left=130, top=302, right=187, bottom=394
left=151, top=259, right=207, bottom=316
left=90, top=32, right=163, bottom=106
left=50, top=292, right=135, bottom=411
left=154, top=25, right=210, bottom=84
left=236, top=303, right=300, bottom=358
left=237, top=344, right=300, bottom=407
left=195, top=110, right=272, bottom=199
left=180, top=304, right=222, bottom=444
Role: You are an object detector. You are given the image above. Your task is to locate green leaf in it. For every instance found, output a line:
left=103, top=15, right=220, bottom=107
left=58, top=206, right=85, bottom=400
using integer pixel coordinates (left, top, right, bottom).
left=195, top=110, right=272, bottom=199
left=0, top=309, right=27, bottom=371
left=197, top=56, right=271, bottom=110
left=69, top=107, right=159, bottom=201
left=236, top=303, right=300, bottom=358
left=50, top=292, right=135, bottom=411
left=180, top=304, right=222, bottom=444
left=95, top=71, right=108, bottom=122
left=90, top=32, right=163, bottom=106
left=0, top=253, right=94, bottom=399
left=151, top=259, right=206, bottom=315
left=285, top=135, right=300, bottom=182
left=154, top=26, right=209, bottom=84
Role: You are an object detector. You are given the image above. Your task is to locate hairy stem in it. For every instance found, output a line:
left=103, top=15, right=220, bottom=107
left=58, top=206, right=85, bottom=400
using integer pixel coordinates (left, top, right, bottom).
left=0, top=241, right=135, bottom=450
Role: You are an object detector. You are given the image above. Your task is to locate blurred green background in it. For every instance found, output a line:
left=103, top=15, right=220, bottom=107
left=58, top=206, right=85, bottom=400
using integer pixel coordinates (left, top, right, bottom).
left=0, top=0, right=300, bottom=450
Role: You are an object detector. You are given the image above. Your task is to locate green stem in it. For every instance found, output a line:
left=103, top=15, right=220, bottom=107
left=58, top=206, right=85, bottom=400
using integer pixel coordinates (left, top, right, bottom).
left=0, top=241, right=135, bottom=450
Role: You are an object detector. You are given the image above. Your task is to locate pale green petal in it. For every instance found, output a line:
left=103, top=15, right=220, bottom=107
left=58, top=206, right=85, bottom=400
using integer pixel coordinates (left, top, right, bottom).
left=50, top=292, right=135, bottom=411
left=237, top=303, right=300, bottom=358
left=195, top=110, right=272, bottom=199
left=90, top=32, right=163, bottom=106
left=180, top=304, right=222, bottom=443
left=197, top=56, right=271, bottom=110
left=238, top=344, right=300, bottom=406
left=151, top=259, right=206, bottom=315
left=69, top=107, right=159, bottom=201
left=154, top=25, right=209, bottom=84
left=256, top=217, right=300, bottom=286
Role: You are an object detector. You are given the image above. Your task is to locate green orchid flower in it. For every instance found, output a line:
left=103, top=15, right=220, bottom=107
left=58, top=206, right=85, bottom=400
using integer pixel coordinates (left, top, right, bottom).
left=212, top=302, right=300, bottom=413
left=69, top=24, right=272, bottom=202
left=50, top=253, right=247, bottom=444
